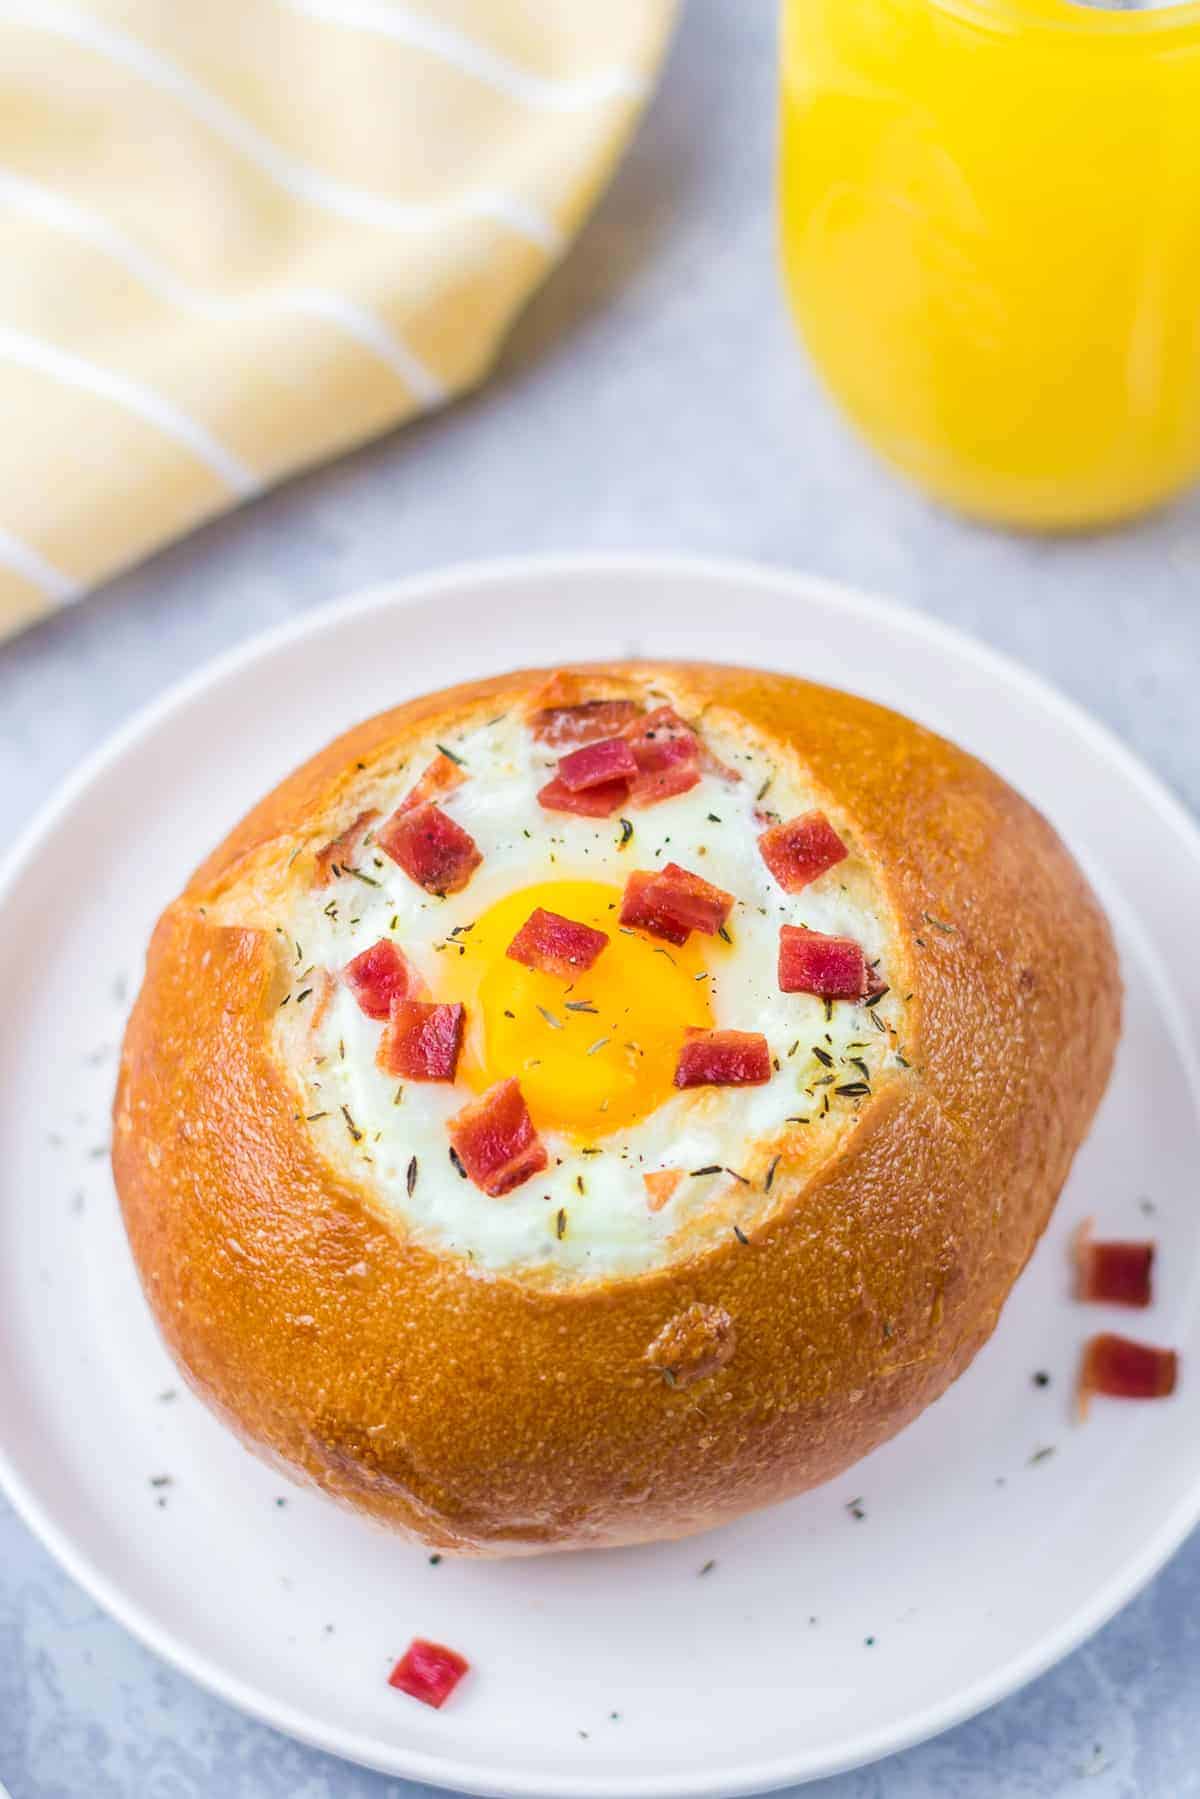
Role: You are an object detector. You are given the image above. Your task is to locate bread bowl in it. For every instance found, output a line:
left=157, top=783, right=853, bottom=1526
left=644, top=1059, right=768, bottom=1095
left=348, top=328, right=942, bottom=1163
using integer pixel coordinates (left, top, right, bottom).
left=112, top=660, right=1119, bottom=1555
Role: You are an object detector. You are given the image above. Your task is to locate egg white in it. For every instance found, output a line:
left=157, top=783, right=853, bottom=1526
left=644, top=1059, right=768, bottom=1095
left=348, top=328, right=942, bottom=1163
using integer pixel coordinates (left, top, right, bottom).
left=271, top=704, right=909, bottom=1283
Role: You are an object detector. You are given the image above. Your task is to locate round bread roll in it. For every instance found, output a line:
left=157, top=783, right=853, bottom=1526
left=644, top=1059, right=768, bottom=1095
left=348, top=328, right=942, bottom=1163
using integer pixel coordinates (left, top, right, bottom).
left=113, top=663, right=1119, bottom=1555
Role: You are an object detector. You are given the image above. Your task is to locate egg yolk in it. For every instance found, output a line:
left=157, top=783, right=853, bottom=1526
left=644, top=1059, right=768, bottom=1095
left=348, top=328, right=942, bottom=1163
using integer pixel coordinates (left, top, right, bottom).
left=437, top=880, right=715, bottom=1139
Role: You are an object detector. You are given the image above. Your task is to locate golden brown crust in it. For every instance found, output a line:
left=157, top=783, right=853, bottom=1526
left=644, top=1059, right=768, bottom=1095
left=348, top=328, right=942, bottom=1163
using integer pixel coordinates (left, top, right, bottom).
left=113, top=663, right=1120, bottom=1553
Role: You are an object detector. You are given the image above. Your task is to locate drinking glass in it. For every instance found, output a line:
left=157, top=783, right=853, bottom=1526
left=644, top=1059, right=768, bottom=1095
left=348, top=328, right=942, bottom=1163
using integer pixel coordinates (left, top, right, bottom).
left=779, top=0, right=1200, bottom=529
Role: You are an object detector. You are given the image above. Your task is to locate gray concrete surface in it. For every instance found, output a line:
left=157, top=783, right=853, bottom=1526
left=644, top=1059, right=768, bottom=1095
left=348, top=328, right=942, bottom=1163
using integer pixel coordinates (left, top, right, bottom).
left=2, top=5, right=1198, bottom=1795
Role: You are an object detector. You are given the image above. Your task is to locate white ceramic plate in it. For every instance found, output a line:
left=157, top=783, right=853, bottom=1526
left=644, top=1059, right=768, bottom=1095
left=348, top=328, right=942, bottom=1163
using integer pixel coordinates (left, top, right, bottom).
left=1, top=556, right=1198, bottom=1798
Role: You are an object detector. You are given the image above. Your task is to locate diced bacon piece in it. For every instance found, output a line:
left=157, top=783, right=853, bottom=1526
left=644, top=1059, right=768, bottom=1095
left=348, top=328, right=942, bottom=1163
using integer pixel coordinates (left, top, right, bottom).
left=1074, top=1221, right=1154, bottom=1308
left=644, top=1169, right=683, bottom=1212
left=399, top=751, right=467, bottom=813
left=506, top=908, right=608, bottom=978
left=758, top=811, right=849, bottom=893
left=620, top=863, right=735, bottom=946
left=530, top=697, right=643, bottom=748
left=378, top=1000, right=465, bottom=1081
left=556, top=735, right=638, bottom=792
left=623, top=703, right=696, bottom=763
left=313, top=808, right=379, bottom=887
left=343, top=939, right=421, bottom=1021
left=388, top=1639, right=469, bottom=1709
left=449, top=1078, right=548, bottom=1196
left=377, top=801, right=482, bottom=894
left=647, top=861, right=733, bottom=937
left=1079, top=1334, right=1178, bottom=1415
left=537, top=775, right=629, bottom=818
left=674, top=1030, right=772, bottom=1089
left=778, top=927, right=870, bottom=1000
left=623, top=706, right=702, bottom=808
left=620, top=872, right=687, bottom=947
left=632, top=758, right=699, bottom=807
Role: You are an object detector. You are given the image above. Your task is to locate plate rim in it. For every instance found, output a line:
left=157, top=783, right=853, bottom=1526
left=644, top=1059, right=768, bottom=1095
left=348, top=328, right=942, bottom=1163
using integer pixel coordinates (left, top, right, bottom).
left=2, top=550, right=1199, bottom=1797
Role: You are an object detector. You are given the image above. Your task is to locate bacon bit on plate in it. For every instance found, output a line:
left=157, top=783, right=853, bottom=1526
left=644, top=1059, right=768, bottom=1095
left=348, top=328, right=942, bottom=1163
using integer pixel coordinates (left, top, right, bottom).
left=556, top=735, right=639, bottom=792
left=674, top=1030, right=772, bottom=1089
left=530, top=697, right=643, bottom=748
left=399, top=751, right=467, bottom=813
left=537, top=775, right=630, bottom=818
left=448, top=1078, right=549, bottom=1196
left=377, top=801, right=482, bottom=894
left=620, top=863, right=735, bottom=946
left=313, top=808, right=379, bottom=887
left=622, top=706, right=702, bottom=808
left=387, top=1639, right=470, bottom=1709
left=507, top=908, right=609, bottom=978
left=758, top=811, right=849, bottom=893
left=1074, top=1220, right=1154, bottom=1308
left=1078, top=1333, right=1178, bottom=1417
left=343, top=939, right=422, bottom=1020
left=643, top=1168, right=683, bottom=1212
left=378, top=1000, right=465, bottom=1082
left=778, top=926, right=870, bottom=1000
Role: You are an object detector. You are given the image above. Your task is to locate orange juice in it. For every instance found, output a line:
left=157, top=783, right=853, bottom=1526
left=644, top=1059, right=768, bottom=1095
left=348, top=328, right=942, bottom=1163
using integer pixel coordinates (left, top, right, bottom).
left=779, top=0, right=1200, bottom=529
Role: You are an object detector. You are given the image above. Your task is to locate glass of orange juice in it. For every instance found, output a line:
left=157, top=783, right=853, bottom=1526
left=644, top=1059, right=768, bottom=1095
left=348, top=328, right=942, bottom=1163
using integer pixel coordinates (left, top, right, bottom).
left=779, top=0, right=1200, bottom=530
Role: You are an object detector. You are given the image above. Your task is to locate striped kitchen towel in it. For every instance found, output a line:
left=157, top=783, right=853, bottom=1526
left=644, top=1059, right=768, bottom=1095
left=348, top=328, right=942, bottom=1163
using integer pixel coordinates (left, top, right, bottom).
left=0, top=0, right=676, bottom=637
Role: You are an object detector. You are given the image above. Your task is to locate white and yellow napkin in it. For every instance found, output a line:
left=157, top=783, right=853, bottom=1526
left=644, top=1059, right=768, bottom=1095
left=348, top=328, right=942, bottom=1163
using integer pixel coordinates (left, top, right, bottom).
left=0, top=0, right=676, bottom=637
